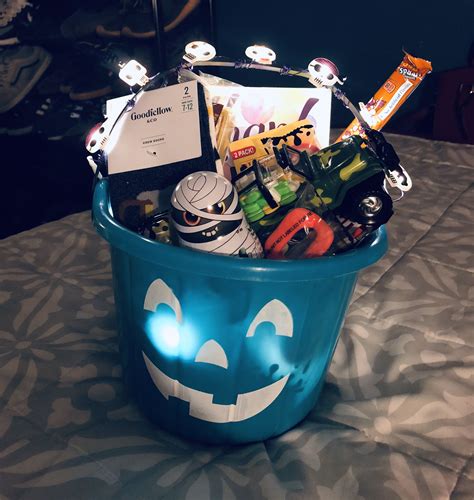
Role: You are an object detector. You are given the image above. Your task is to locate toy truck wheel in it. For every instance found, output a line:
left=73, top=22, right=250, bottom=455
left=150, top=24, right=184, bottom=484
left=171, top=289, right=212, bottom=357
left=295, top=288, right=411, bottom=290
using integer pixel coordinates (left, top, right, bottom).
left=339, top=186, right=393, bottom=227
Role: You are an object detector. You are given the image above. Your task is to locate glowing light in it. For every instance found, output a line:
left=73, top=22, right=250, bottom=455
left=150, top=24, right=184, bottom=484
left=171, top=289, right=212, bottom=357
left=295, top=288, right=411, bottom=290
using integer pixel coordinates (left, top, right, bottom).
left=118, top=59, right=149, bottom=87
left=245, top=45, right=276, bottom=65
left=183, top=41, right=216, bottom=63
left=146, top=314, right=181, bottom=357
left=307, top=57, right=343, bottom=88
left=145, top=307, right=198, bottom=359
left=161, top=323, right=180, bottom=349
left=85, top=121, right=110, bottom=154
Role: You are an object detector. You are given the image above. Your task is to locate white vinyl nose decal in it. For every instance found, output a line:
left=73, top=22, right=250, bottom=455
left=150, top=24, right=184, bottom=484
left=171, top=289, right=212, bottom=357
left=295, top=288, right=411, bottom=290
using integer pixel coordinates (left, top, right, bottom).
left=143, top=352, right=289, bottom=423
left=194, top=340, right=228, bottom=369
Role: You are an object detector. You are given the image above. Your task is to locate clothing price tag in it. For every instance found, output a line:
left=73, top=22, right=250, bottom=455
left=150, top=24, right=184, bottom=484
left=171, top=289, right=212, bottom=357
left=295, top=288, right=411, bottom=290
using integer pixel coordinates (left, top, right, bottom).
left=106, top=80, right=202, bottom=174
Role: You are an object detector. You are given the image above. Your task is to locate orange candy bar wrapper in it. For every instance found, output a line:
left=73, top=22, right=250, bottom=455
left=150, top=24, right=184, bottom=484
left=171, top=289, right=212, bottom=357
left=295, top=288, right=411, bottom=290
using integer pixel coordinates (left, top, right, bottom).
left=336, top=53, right=432, bottom=143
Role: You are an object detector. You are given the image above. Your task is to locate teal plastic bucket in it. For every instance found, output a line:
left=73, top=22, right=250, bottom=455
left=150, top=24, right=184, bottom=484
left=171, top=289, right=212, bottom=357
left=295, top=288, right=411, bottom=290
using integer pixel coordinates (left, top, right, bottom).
left=93, top=179, right=387, bottom=444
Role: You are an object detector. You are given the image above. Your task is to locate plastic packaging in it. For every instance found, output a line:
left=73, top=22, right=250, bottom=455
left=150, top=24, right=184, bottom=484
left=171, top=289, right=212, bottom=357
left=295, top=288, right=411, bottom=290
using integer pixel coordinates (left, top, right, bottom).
left=229, top=119, right=320, bottom=178
left=336, top=52, right=432, bottom=142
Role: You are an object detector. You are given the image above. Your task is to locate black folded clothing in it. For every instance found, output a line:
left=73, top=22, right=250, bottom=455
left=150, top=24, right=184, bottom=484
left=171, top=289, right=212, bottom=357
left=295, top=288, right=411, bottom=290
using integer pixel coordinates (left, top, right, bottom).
left=108, top=82, right=219, bottom=232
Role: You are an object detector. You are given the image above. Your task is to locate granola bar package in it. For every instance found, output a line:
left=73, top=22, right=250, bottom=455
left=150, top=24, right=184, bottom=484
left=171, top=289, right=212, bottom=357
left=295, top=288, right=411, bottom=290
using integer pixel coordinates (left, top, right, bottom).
left=336, top=52, right=432, bottom=142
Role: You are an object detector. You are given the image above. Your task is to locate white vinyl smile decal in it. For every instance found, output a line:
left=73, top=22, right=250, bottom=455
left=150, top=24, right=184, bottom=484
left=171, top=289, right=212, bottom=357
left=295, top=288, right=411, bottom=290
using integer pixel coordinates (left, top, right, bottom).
left=143, top=353, right=289, bottom=423
left=142, top=279, right=293, bottom=423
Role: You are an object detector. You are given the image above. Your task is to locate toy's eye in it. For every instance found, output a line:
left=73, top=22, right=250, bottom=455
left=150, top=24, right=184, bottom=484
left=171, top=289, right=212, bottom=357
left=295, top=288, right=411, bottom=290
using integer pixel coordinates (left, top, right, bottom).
left=184, top=211, right=201, bottom=226
left=208, top=201, right=225, bottom=214
left=246, top=299, right=293, bottom=338
left=314, top=64, right=321, bottom=72
left=217, top=201, right=226, bottom=213
left=327, top=74, right=334, bottom=80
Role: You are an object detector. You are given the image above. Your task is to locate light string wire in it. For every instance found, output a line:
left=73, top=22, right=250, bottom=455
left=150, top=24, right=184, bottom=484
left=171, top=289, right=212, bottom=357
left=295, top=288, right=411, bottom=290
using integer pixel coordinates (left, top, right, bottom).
left=103, top=56, right=369, bottom=151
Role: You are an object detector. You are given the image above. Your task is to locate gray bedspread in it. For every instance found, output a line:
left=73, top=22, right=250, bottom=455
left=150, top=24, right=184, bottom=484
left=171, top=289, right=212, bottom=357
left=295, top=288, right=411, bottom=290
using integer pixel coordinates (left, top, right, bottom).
left=1, top=133, right=473, bottom=499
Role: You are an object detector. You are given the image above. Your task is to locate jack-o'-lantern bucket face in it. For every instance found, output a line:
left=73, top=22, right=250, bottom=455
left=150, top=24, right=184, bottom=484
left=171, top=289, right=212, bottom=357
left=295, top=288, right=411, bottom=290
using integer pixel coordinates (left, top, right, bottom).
left=134, top=272, right=354, bottom=443
left=93, top=175, right=387, bottom=443
left=142, top=278, right=296, bottom=424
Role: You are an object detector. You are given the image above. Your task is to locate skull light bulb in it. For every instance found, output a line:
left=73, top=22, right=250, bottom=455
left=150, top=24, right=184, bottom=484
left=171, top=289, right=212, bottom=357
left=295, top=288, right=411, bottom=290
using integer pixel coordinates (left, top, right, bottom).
left=118, top=59, right=149, bottom=87
left=307, top=57, right=343, bottom=88
left=183, top=41, right=216, bottom=63
left=245, top=45, right=276, bottom=65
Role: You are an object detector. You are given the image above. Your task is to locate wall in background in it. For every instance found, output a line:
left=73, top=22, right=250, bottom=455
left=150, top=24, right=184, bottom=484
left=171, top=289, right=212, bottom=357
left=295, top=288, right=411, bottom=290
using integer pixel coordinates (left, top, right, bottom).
left=212, top=0, right=474, bottom=126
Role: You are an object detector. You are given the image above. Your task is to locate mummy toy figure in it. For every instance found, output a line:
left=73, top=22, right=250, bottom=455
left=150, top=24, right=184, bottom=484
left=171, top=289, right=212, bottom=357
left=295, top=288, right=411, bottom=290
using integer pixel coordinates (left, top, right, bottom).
left=171, top=172, right=264, bottom=258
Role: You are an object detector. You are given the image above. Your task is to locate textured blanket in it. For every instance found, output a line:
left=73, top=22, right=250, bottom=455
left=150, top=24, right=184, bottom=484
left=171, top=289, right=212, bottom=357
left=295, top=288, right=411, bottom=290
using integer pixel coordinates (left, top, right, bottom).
left=0, top=133, right=473, bottom=499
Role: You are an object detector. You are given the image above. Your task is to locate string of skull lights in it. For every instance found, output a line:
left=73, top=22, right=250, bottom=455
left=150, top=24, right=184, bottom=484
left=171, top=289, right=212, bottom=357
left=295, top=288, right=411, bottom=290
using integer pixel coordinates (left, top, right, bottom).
left=85, top=41, right=411, bottom=196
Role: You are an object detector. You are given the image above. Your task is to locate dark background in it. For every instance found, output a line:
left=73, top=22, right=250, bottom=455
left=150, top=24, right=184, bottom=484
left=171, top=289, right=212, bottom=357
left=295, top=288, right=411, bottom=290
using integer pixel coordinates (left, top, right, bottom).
left=1, top=0, right=473, bottom=239
left=212, top=0, right=474, bottom=127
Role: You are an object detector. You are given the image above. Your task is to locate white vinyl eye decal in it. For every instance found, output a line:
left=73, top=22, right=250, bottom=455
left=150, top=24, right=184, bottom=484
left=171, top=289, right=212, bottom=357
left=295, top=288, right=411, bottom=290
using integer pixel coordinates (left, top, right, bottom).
left=246, top=299, right=293, bottom=338
left=144, top=279, right=182, bottom=323
left=195, top=340, right=228, bottom=369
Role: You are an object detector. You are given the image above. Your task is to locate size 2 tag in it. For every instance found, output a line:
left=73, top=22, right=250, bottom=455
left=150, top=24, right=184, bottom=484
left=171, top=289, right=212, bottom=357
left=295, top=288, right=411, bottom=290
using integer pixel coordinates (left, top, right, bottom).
left=106, top=81, right=202, bottom=174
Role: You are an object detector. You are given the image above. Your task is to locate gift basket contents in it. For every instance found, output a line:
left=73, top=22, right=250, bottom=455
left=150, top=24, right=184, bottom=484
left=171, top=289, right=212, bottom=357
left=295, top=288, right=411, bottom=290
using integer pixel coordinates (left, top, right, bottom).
left=86, top=42, right=431, bottom=260
left=88, top=42, right=432, bottom=444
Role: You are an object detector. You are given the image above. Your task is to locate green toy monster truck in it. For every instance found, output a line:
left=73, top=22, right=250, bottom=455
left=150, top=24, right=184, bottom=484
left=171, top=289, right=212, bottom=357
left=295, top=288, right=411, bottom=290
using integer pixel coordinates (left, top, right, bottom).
left=277, top=135, right=393, bottom=227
